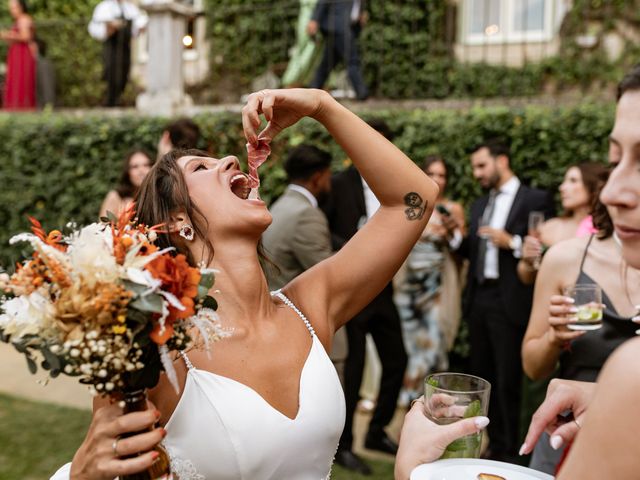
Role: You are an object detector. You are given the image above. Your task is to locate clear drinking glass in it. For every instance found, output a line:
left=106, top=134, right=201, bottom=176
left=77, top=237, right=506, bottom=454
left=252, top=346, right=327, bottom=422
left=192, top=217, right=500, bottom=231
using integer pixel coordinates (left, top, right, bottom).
left=424, top=373, right=491, bottom=459
left=528, top=211, right=545, bottom=269
left=564, top=284, right=604, bottom=331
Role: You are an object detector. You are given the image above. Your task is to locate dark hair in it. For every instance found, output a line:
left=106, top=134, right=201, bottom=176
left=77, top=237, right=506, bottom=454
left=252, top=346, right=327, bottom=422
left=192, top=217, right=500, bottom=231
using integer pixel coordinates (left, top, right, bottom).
left=587, top=165, right=614, bottom=239
left=166, top=118, right=201, bottom=150
left=575, top=162, right=609, bottom=208
left=367, top=118, right=394, bottom=141
left=115, top=148, right=154, bottom=199
left=15, top=0, right=28, bottom=13
left=284, top=145, right=331, bottom=182
left=422, top=154, right=448, bottom=186
left=134, top=149, right=272, bottom=268
left=617, top=64, right=640, bottom=100
left=471, top=138, right=511, bottom=159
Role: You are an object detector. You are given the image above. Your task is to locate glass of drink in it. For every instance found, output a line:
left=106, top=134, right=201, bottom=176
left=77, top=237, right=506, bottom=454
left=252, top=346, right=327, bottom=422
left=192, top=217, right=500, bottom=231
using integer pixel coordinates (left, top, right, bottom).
left=528, top=211, right=545, bottom=269
left=564, top=284, right=603, bottom=330
left=424, top=373, right=491, bottom=459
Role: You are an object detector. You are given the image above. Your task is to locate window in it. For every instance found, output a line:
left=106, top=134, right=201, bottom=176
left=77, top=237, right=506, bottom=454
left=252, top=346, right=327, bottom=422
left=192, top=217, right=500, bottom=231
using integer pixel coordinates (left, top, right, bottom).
left=464, top=0, right=555, bottom=44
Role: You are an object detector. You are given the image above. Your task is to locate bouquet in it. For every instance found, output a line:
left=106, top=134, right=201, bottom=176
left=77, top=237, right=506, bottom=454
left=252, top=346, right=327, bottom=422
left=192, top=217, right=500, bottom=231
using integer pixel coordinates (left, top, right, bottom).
left=0, top=207, right=226, bottom=396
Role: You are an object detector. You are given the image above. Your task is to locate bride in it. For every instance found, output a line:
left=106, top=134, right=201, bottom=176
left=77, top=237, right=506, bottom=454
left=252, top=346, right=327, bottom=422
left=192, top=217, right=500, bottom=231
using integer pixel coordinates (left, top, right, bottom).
left=49, top=88, right=473, bottom=479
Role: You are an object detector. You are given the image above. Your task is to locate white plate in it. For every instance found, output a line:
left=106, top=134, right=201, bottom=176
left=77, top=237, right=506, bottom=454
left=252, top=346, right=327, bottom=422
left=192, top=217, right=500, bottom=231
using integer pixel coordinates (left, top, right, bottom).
left=410, top=459, right=554, bottom=480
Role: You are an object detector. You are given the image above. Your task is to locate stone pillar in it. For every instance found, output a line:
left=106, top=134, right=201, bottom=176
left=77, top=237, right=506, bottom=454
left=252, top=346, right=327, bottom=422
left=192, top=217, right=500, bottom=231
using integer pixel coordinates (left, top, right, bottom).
left=136, top=0, right=195, bottom=116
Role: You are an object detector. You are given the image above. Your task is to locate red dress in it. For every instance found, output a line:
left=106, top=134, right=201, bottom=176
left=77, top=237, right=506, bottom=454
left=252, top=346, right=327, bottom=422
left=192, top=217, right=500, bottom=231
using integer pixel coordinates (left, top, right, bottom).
left=3, top=23, right=36, bottom=111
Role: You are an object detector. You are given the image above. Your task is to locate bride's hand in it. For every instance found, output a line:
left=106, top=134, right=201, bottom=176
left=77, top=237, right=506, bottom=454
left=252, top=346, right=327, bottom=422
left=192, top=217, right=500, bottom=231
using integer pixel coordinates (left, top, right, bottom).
left=241, top=88, right=331, bottom=145
left=69, top=403, right=165, bottom=480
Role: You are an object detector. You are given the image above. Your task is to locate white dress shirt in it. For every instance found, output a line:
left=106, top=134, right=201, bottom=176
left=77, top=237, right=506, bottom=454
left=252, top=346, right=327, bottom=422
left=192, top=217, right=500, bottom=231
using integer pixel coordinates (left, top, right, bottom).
left=288, top=184, right=318, bottom=208
left=361, top=176, right=380, bottom=222
left=88, top=0, right=148, bottom=41
left=483, top=176, right=521, bottom=279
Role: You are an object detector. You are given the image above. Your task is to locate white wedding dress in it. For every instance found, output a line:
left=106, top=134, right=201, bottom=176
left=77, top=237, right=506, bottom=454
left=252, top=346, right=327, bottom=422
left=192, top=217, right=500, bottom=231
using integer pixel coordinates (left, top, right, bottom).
left=51, top=291, right=346, bottom=480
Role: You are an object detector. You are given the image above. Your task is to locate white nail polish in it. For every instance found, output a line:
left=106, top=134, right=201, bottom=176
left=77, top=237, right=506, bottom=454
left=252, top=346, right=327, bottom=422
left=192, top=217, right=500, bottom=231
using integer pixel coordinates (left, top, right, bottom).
left=632, top=316, right=640, bottom=324
left=636, top=328, right=640, bottom=336
left=519, top=443, right=527, bottom=456
left=474, top=417, right=490, bottom=429
left=550, top=435, right=563, bottom=450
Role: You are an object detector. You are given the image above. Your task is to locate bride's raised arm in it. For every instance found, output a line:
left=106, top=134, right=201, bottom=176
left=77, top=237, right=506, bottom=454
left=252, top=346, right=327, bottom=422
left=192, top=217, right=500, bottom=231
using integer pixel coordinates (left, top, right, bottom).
left=242, top=88, right=438, bottom=335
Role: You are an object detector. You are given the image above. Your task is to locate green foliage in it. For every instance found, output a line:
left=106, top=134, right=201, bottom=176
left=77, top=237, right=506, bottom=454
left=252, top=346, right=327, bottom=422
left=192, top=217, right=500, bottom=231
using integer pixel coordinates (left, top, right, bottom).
left=0, top=102, right=614, bottom=268
left=0, top=393, right=91, bottom=479
left=204, top=0, right=638, bottom=100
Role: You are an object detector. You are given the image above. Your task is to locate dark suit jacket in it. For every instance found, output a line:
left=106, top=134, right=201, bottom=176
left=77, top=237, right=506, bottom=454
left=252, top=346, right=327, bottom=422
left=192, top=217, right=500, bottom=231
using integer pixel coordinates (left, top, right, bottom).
left=312, top=0, right=366, bottom=34
left=459, top=183, right=555, bottom=328
left=321, top=166, right=395, bottom=304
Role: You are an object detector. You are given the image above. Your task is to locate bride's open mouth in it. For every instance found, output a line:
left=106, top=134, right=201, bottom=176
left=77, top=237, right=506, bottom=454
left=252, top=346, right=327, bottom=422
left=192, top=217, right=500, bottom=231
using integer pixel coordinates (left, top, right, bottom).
left=230, top=173, right=251, bottom=200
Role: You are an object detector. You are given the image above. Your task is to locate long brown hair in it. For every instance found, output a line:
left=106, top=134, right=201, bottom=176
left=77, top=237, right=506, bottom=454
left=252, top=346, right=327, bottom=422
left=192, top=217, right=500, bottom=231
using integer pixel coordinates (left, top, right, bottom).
left=134, top=149, right=273, bottom=268
left=135, top=149, right=214, bottom=266
left=115, top=147, right=154, bottom=200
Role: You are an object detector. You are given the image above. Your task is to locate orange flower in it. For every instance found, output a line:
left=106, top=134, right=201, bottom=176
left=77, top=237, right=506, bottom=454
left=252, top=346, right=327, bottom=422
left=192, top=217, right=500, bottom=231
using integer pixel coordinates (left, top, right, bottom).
left=145, top=253, right=201, bottom=323
left=150, top=322, right=174, bottom=345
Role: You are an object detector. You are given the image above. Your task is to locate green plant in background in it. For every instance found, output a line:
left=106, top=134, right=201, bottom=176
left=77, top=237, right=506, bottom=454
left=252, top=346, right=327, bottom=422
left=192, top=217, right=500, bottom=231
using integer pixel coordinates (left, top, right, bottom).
left=0, top=102, right=613, bottom=269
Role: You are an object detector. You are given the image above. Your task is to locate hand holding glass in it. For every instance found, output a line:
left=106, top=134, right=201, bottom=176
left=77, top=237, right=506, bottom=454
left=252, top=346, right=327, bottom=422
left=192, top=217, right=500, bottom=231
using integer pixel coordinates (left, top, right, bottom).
left=564, top=284, right=603, bottom=330
left=424, top=373, right=491, bottom=459
left=528, top=211, right=545, bottom=269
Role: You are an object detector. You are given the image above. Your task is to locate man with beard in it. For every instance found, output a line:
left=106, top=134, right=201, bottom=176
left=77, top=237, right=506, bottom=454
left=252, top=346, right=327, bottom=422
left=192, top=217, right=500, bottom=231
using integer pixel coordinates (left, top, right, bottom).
left=443, top=139, right=554, bottom=463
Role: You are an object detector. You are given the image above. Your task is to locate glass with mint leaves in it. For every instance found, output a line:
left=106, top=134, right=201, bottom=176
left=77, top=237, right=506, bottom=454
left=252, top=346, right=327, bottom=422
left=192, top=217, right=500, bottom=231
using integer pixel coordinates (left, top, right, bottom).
left=424, top=373, right=491, bottom=459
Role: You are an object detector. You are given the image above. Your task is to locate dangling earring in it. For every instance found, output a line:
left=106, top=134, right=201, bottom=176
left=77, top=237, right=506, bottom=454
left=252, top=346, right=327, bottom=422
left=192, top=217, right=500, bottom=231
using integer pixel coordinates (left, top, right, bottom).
left=179, top=225, right=194, bottom=241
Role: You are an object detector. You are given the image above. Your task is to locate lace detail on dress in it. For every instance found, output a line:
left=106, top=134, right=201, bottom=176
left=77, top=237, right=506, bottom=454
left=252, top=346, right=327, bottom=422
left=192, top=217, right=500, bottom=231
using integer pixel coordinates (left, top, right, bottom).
left=165, top=445, right=205, bottom=480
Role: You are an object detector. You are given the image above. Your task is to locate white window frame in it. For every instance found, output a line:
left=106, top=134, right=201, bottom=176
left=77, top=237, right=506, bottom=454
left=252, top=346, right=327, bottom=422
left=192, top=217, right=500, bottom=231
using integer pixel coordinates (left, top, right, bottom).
left=462, top=0, right=556, bottom=45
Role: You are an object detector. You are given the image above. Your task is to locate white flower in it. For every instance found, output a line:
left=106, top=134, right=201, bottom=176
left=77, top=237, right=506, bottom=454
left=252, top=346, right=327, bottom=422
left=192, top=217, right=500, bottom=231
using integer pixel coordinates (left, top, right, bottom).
left=0, top=291, right=55, bottom=339
left=125, top=268, right=162, bottom=293
left=67, top=223, right=118, bottom=285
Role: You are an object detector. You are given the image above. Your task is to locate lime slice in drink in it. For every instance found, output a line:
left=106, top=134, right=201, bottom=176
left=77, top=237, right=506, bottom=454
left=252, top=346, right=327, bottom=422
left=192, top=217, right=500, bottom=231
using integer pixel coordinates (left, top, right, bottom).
left=577, top=306, right=602, bottom=322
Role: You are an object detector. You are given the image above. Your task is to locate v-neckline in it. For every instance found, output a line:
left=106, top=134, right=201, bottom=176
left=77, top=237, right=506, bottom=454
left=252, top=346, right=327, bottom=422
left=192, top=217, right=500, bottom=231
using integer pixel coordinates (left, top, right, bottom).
left=184, top=335, right=316, bottom=422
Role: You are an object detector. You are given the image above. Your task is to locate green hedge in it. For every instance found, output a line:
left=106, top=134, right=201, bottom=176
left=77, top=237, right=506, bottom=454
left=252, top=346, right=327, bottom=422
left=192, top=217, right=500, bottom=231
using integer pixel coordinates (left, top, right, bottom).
left=0, top=102, right=613, bottom=268
left=204, top=0, right=637, bottom=100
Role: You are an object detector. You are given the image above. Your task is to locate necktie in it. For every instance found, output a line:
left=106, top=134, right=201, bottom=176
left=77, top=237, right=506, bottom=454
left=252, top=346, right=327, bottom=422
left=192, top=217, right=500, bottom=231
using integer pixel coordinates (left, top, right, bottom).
left=476, top=189, right=498, bottom=284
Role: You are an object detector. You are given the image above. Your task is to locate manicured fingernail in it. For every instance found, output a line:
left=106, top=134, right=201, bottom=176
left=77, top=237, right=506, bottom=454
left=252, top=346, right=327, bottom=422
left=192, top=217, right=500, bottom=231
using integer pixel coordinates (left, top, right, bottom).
left=519, top=443, right=528, bottom=456
left=568, top=316, right=578, bottom=323
left=636, top=328, right=640, bottom=335
left=550, top=435, right=563, bottom=450
left=474, top=416, right=490, bottom=429
left=151, top=451, right=160, bottom=460
left=154, top=410, right=161, bottom=419
left=632, top=316, right=640, bottom=324
left=565, top=297, right=575, bottom=304
left=569, top=307, right=578, bottom=313
left=160, top=428, right=167, bottom=438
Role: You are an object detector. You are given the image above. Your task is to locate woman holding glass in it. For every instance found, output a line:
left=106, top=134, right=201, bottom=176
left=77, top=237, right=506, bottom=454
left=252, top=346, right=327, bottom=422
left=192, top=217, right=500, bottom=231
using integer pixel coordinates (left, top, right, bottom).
left=521, top=186, right=640, bottom=473
left=518, top=162, right=609, bottom=285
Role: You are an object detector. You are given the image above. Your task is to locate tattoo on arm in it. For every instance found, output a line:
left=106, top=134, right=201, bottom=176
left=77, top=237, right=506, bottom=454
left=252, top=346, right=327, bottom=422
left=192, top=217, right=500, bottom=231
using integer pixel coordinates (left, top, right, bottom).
left=404, top=192, right=426, bottom=221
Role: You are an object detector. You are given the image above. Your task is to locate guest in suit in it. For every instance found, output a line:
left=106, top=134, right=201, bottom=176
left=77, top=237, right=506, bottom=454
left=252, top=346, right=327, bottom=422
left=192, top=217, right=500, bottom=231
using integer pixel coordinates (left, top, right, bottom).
left=307, top=0, right=369, bottom=100
left=263, top=144, right=333, bottom=290
left=262, top=144, right=348, bottom=385
left=322, top=119, right=406, bottom=475
left=443, top=139, right=554, bottom=462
